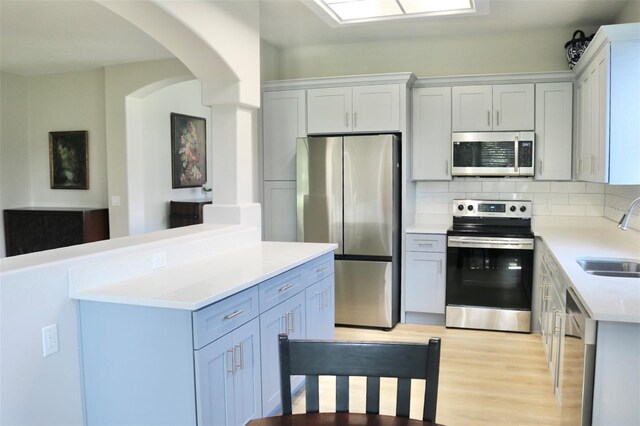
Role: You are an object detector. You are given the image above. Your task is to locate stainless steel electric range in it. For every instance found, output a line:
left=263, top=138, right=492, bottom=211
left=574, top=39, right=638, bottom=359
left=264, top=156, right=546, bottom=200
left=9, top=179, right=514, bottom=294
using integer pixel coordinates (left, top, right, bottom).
left=446, top=199, right=534, bottom=333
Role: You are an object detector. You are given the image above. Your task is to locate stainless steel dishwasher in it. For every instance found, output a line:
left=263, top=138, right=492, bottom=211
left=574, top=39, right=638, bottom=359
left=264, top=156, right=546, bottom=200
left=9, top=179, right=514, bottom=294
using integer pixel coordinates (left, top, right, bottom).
left=561, top=288, right=597, bottom=425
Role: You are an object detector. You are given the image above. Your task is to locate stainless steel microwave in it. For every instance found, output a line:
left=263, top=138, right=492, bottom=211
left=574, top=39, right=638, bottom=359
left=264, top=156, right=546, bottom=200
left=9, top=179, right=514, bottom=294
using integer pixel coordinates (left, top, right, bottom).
left=451, top=132, right=535, bottom=177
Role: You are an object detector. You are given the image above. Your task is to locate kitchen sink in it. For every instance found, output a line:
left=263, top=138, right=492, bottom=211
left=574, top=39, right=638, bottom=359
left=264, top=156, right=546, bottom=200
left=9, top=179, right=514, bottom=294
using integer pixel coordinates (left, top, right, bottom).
left=576, top=258, right=640, bottom=278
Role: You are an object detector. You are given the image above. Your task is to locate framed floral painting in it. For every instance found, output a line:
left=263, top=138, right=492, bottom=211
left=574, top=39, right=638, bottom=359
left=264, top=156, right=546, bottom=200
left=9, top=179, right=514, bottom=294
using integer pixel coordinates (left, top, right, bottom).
left=49, top=130, right=89, bottom=189
left=170, top=113, right=207, bottom=189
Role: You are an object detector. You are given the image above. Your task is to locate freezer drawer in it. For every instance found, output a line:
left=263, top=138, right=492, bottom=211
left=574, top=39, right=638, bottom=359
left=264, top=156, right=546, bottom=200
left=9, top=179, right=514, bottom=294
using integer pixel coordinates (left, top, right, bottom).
left=335, top=260, right=394, bottom=328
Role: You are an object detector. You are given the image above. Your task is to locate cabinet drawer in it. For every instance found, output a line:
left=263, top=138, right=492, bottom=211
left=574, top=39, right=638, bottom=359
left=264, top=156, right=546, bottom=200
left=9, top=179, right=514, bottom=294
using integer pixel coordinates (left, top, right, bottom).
left=192, top=286, right=259, bottom=350
left=303, top=253, right=335, bottom=286
left=406, top=234, right=446, bottom=253
left=259, top=267, right=305, bottom=313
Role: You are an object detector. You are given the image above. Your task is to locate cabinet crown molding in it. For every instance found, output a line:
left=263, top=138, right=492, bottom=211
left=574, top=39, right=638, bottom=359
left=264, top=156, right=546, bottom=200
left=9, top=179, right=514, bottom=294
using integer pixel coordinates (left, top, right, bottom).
left=262, top=72, right=416, bottom=91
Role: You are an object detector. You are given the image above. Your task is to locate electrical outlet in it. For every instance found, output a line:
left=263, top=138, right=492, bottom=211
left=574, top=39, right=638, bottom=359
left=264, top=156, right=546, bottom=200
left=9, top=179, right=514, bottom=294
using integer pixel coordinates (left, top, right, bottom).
left=152, top=251, right=167, bottom=269
left=42, top=324, right=59, bottom=357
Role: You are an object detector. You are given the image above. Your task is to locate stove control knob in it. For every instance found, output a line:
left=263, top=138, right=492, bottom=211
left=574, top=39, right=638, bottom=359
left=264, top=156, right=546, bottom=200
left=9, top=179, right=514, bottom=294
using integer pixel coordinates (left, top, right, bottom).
left=510, top=206, right=516, bottom=212
left=458, top=204, right=464, bottom=211
left=468, top=205, right=474, bottom=211
left=520, top=206, right=527, bottom=212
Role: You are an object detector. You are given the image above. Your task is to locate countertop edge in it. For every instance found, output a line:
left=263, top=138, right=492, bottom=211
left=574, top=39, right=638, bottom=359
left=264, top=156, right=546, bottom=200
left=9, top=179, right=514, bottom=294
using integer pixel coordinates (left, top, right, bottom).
left=71, top=242, right=338, bottom=311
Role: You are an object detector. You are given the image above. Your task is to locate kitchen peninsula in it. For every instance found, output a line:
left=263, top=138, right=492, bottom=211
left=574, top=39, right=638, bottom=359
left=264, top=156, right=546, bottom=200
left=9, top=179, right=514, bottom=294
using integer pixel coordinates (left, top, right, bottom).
left=66, top=223, right=336, bottom=425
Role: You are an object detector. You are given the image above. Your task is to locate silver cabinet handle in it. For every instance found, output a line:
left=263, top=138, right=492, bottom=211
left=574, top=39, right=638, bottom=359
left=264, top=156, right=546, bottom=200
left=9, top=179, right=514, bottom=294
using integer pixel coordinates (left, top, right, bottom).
left=281, top=315, right=288, bottom=334
left=315, top=266, right=327, bottom=273
left=278, top=282, right=294, bottom=293
left=542, top=284, right=550, bottom=301
left=223, top=309, right=244, bottom=320
left=577, top=157, right=582, bottom=173
left=438, top=259, right=443, bottom=275
left=487, top=110, right=491, bottom=127
left=496, top=110, right=500, bottom=126
left=226, top=348, right=235, bottom=374
left=417, top=242, right=435, bottom=247
left=354, top=111, right=358, bottom=128
left=234, top=343, right=244, bottom=370
left=287, top=311, right=295, bottom=334
left=538, top=159, right=543, bottom=174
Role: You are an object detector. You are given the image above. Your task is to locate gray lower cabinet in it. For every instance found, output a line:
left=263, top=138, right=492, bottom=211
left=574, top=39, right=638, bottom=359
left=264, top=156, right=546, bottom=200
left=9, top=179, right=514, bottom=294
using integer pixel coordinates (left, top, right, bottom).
left=260, top=291, right=306, bottom=416
left=404, top=234, right=446, bottom=322
left=537, top=241, right=567, bottom=403
left=78, top=252, right=335, bottom=426
left=306, top=276, right=335, bottom=340
left=195, top=318, right=262, bottom=426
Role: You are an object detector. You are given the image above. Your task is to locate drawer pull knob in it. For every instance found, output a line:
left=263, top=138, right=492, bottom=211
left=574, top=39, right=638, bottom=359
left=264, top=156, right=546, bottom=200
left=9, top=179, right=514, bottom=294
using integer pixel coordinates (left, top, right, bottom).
left=223, top=309, right=244, bottom=320
left=278, top=282, right=294, bottom=293
left=315, top=266, right=327, bottom=273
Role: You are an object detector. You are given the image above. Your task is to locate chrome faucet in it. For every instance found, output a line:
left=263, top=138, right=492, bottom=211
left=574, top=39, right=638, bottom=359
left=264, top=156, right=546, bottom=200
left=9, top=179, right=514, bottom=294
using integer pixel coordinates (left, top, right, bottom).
left=618, top=196, right=640, bottom=230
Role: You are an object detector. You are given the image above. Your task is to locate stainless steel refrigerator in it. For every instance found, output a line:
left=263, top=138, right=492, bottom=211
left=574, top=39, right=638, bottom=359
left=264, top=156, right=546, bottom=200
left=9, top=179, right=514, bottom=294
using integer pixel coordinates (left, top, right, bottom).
left=296, top=135, right=400, bottom=329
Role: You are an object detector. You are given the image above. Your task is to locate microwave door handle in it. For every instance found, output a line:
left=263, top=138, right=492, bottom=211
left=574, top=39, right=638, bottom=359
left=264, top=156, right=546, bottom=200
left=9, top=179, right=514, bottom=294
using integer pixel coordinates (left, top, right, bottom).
left=514, top=137, right=519, bottom=173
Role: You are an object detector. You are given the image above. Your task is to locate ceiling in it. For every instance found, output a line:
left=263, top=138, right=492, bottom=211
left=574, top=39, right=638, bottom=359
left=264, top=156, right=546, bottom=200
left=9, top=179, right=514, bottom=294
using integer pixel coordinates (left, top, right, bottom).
left=0, top=0, right=634, bottom=76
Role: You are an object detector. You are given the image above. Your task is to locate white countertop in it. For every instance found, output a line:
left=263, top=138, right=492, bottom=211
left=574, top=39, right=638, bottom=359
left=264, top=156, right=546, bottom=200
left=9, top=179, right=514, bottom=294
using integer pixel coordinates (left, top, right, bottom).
left=533, top=217, right=640, bottom=323
left=70, top=241, right=337, bottom=311
left=406, top=215, right=452, bottom=234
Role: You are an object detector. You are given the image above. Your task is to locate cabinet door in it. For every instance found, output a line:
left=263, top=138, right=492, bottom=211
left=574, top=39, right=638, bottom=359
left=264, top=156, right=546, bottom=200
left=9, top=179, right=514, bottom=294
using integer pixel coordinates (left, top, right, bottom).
left=535, top=83, right=573, bottom=181
left=232, top=319, right=262, bottom=425
left=307, top=87, right=352, bottom=134
left=592, top=48, right=610, bottom=183
left=576, top=73, right=592, bottom=181
left=263, top=181, right=297, bottom=242
left=352, top=84, right=400, bottom=132
left=405, top=251, right=446, bottom=314
left=195, top=332, right=235, bottom=425
left=493, top=84, right=535, bottom=131
left=451, top=85, right=493, bottom=131
left=306, top=276, right=335, bottom=340
left=412, top=87, right=452, bottom=180
left=262, top=90, right=307, bottom=181
left=259, top=291, right=306, bottom=416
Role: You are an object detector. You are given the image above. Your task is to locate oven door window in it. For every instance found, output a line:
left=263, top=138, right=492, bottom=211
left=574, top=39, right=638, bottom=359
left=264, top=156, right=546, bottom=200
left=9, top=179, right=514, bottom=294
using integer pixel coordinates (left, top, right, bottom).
left=446, top=246, right=533, bottom=310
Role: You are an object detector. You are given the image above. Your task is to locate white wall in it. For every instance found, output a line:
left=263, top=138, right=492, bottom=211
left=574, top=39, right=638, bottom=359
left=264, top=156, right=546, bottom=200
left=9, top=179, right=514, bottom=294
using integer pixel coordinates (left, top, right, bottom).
left=139, top=79, right=212, bottom=232
left=27, top=70, right=108, bottom=207
left=0, top=72, right=30, bottom=258
left=274, top=27, right=599, bottom=80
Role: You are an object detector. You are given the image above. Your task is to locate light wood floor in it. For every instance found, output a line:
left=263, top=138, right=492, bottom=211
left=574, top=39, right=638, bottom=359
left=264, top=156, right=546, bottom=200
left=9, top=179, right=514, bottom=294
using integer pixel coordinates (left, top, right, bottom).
left=292, top=324, right=561, bottom=425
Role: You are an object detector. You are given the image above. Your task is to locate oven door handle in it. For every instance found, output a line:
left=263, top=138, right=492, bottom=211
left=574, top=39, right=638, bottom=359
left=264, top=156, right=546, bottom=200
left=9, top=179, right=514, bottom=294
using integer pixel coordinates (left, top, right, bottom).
left=447, top=236, right=534, bottom=250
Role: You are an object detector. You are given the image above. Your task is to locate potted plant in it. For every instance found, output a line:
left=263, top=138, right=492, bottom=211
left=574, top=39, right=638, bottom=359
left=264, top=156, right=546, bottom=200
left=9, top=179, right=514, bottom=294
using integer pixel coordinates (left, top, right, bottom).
left=201, top=182, right=212, bottom=200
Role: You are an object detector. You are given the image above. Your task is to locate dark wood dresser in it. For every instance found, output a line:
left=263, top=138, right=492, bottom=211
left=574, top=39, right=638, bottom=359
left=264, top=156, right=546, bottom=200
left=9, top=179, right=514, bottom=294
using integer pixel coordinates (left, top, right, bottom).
left=169, top=200, right=212, bottom=228
left=3, top=207, right=110, bottom=257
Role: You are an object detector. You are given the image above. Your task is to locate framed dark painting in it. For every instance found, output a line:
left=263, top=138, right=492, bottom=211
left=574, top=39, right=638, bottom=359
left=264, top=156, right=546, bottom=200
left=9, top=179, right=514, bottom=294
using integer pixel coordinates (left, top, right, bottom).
left=171, top=113, right=207, bottom=189
left=49, top=131, right=89, bottom=189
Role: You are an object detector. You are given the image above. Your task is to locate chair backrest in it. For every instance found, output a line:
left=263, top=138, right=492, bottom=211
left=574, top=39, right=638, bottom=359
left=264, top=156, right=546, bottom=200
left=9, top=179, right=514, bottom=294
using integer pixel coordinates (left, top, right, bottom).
left=278, top=334, right=441, bottom=422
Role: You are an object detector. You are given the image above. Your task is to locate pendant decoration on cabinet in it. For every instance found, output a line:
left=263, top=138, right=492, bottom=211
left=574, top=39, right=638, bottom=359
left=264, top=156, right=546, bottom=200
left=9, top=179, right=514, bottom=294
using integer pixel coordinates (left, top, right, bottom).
left=564, top=30, right=595, bottom=69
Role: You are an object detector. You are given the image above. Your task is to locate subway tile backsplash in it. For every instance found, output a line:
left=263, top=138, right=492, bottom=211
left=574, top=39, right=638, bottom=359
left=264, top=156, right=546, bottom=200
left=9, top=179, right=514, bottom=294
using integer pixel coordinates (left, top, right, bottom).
left=415, top=179, right=640, bottom=232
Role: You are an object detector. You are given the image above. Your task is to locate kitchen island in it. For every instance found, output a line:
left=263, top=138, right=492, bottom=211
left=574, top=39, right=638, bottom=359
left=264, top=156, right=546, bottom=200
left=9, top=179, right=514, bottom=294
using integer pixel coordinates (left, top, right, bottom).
left=69, top=229, right=337, bottom=425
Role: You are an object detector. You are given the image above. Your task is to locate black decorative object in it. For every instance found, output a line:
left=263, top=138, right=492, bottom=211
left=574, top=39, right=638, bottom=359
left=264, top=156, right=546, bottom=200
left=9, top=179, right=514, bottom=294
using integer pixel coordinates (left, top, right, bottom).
left=565, top=30, right=595, bottom=69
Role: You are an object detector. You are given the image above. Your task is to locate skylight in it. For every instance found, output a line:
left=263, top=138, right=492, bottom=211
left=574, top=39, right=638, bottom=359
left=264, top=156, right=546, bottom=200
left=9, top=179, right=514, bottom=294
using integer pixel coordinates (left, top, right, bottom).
left=309, top=0, right=477, bottom=24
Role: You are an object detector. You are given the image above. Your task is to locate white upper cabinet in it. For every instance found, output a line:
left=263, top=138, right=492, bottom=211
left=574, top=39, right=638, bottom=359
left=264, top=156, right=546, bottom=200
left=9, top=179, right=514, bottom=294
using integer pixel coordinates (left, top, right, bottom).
left=535, top=82, right=573, bottom=181
left=262, top=90, right=307, bottom=181
left=307, top=84, right=400, bottom=134
left=574, top=24, right=639, bottom=184
left=411, top=87, right=452, bottom=180
left=452, top=84, right=534, bottom=131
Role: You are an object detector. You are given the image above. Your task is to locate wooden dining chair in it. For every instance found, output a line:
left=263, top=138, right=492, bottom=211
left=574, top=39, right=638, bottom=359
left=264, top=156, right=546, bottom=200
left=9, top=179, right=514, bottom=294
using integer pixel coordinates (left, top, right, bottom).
left=278, top=333, right=441, bottom=423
